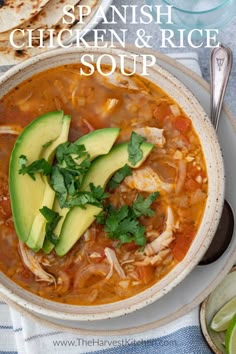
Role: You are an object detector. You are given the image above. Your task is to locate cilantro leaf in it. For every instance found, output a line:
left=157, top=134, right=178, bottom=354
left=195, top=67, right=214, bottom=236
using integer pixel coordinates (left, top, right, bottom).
left=64, top=183, right=109, bottom=209
left=97, top=205, right=146, bottom=246
left=104, top=205, right=147, bottom=247
left=128, top=132, right=146, bottom=166
left=40, top=206, right=62, bottom=246
left=104, top=205, right=129, bottom=234
left=19, top=154, right=27, bottom=167
left=89, top=183, right=109, bottom=202
left=96, top=211, right=106, bottom=225
left=107, top=164, right=132, bottom=190
left=64, top=192, right=100, bottom=209
left=133, top=224, right=146, bottom=246
left=56, top=142, right=88, bottom=165
left=18, top=155, right=52, bottom=181
left=132, top=192, right=159, bottom=217
left=50, top=142, right=91, bottom=207
left=96, top=191, right=159, bottom=248
left=50, top=166, right=68, bottom=208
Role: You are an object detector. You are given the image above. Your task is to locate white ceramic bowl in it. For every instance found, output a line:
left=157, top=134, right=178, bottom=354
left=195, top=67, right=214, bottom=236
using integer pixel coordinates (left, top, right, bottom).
left=0, top=47, right=225, bottom=321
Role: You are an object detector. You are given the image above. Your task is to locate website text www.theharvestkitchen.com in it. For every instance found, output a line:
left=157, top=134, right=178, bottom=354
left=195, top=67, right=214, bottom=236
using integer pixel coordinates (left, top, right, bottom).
left=52, top=337, right=178, bottom=349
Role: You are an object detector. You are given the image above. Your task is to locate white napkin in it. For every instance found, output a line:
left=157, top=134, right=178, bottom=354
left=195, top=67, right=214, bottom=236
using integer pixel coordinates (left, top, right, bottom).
left=0, top=52, right=211, bottom=354
left=9, top=307, right=201, bottom=354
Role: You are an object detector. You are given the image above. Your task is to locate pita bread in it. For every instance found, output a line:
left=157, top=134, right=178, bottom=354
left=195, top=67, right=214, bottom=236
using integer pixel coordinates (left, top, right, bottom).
left=0, top=0, right=50, bottom=33
left=0, top=0, right=80, bottom=41
left=0, top=0, right=98, bottom=65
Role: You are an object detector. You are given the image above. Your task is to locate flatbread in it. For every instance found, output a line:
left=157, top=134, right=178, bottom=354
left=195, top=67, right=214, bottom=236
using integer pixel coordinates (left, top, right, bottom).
left=0, top=0, right=80, bottom=41
left=0, top=0, right=98, bottom=65
left=0, top=0, right=50, bottom=33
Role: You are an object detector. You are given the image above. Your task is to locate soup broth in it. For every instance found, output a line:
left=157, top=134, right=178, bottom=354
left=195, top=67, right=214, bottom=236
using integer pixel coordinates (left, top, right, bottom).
left=0, top=64, right=208, bottom=305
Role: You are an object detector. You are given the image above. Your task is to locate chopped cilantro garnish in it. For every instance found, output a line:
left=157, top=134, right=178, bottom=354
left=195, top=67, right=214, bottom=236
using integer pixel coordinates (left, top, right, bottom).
left=102, top=205, right=147, bottom=247
left=40, top=206, right=62, bottom=246
left=50, top=166, right=68, bottom=207
left=64, top=183, right=109, bottom=209
left=96, top=210, right=106, bottom=225
left=56, top=142, right=88, bottom=165
left=19, top=155, right=52, bottom=181
left=107, top=164, right=132, bottom=191
left=132, top=192, right=159, bottom=217
left=49, top=142, right=91, bottom=207
left=128, top=132, right=146, bottom=166
left=96, top=192, right=158, bottom=247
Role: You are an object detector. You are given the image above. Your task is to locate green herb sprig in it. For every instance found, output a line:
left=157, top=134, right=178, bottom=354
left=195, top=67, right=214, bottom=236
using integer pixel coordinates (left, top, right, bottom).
left=128, top=132, right=146, bottom=166
left=19, top=155, right=52, bottom=181
left=96, top=192, right=159, bottom=247
left=40, top=206, right=62, bottom=246
left=107, top=164, right=132, bottom=191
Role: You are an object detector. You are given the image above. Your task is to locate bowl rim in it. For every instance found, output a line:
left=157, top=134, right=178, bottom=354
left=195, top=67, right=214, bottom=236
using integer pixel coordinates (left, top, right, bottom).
left=0, top=45, right=225, bottom=321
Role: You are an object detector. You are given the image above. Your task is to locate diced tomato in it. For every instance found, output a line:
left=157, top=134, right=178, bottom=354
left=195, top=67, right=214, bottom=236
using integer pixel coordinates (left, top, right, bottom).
left=21, top=268, right=31, bottom=280
left=153, top=103, right=172, bottom=122
left=185, top=178, right=200, bottom=192
left=137, top=265, right=155, bottom=284
left=174, top=116, right=191, bottom=134
left=188, top=165, right=204, bottom=179
left=171, top=224, right=195, bottom=261
left=121, top=241, right=139, bottom=252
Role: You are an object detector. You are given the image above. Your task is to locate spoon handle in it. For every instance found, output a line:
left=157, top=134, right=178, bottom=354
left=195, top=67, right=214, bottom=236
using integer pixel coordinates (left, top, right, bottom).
left=210, top=44, right=233, bottom=131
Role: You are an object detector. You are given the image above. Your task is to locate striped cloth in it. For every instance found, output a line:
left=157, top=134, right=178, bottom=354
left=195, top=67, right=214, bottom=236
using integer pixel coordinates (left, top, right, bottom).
left=0, top=53, right=213, bottom=354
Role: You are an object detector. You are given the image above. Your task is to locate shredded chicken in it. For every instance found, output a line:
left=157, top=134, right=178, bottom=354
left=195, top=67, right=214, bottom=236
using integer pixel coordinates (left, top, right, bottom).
left=56, top=270, right=70, bottom=294
left=0, top=125, right=22, bottom=135
left=97, top=71, right=139, bottom=90
left=119, top=280, right=130, bottom=289
left=102, top=98, right=119, bottom=115
left=175, top=160, right=187, bottom=194
left=146, top=230, right=160, bottom=242
left=82, top=118, right=94, bottom=132
left=89, top=252, right=102, bottom=259
left=124, top=166, right=174, bottom=193
left=173, top=150, right=183, bottom=160
left=104, top=247, right=126, bottom=279
left=134, top=127, right=166, bottom=147
left=144, top=207, right=175, bottom=256
left=121, top=259, right=135, bottom=265
left=18, top=241, right=55, bottom=284
left=135, top=249, right=170, bottom=266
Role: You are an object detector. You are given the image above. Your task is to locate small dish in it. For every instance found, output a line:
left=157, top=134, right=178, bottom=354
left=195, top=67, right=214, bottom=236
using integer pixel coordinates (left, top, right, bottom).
left=200, top=267, right=236, bottom=354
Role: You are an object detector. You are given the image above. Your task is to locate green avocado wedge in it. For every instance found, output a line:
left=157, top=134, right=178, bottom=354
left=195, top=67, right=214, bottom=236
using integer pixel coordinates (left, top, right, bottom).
left=55, top=141, right=154, bottom=256
left=9, top=111, right=69, bottom=247
left=43, top=127, right=120, bottom=254
left=26, top=114, right=71, bottom=251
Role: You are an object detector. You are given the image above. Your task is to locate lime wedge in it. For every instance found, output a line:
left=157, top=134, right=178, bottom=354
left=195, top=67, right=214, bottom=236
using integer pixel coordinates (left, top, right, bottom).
left=211, top=296, right=236, bottom=332
left=225, top=315, right=236, bottom=354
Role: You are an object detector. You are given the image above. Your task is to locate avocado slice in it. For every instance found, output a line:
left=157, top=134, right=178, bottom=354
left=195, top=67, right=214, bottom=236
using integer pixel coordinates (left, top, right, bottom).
left=43, top=127, right=120, bottom=253
left=55, top=142, right=154, bottom=256
left=9, top=111, right=67, bottom=244
left=26, top=114, right=71, bottom=251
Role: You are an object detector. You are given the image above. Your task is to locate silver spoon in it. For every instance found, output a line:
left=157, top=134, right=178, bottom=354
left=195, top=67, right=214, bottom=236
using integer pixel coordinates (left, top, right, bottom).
left=200, top=44, right=234, bottom=265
